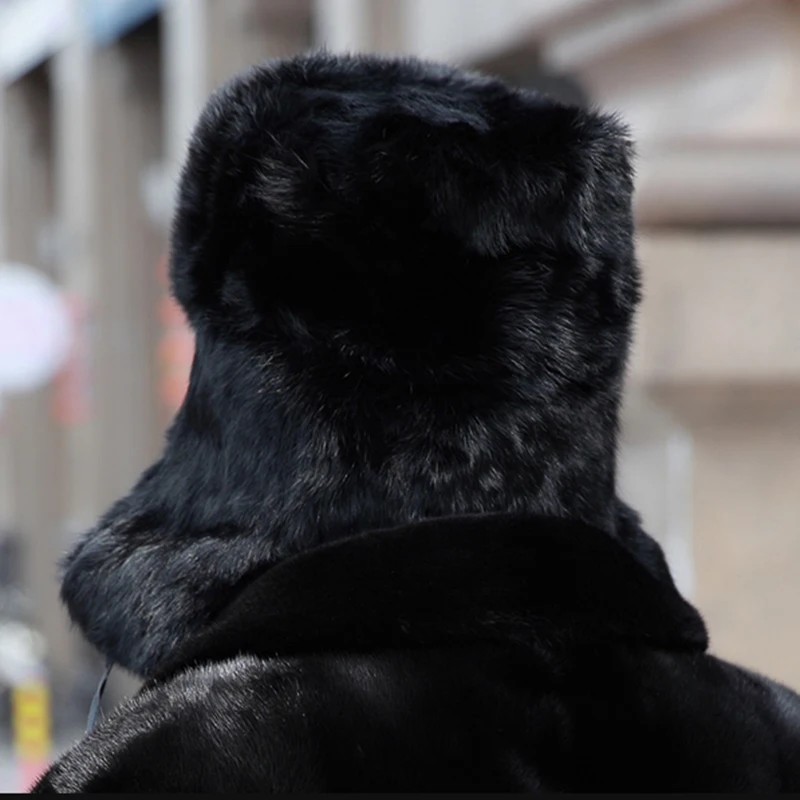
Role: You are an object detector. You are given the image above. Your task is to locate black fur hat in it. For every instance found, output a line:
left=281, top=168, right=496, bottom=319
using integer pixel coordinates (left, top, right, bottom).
left=61, top=52, right=640, bottom=677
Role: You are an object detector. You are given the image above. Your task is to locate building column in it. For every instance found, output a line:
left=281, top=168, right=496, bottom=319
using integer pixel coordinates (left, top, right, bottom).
left=52, top=0, right=100, bottom=558
left=91, top=21, right=165, bottom=512
left=0, top=66, right=69, bottom=679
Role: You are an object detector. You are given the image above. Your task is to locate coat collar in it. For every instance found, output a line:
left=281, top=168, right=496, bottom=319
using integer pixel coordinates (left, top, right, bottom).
left=149, top=513, right=707, bottom=684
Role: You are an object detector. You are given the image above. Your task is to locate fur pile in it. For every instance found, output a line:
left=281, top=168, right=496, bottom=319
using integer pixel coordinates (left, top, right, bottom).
left=61, top=52, right=638, bottom=677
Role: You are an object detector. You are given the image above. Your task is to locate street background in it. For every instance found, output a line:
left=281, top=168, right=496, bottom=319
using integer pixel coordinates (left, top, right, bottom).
left=0, top=0, right=799, bottom=791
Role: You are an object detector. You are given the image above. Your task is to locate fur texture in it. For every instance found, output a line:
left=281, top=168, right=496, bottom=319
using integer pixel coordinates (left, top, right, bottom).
left=60, top=52, right=639, bottom=677
left=148, top=513, right=708, bottom=685
left=37, top=515, right=800, bottom=793
left=38, top=52, right=800, bottom=792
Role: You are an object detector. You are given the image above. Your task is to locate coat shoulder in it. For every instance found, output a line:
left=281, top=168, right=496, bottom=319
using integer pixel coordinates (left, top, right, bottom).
left=34, top=655, right=328, bottom=793
left=34, top=644, right=800, bottom=793
left=34, top=646, right=557, bottom=793
left=35, top=649, right=508, bottom=793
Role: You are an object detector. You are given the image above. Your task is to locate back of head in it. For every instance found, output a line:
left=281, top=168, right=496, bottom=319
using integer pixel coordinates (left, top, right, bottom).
left=166, top=51, right=639, bottom=548
left=61, top=52, right=640, bottom=676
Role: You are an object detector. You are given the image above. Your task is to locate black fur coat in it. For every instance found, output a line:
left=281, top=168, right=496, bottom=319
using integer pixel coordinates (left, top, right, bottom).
left=34, top=53, right=800, bottom=793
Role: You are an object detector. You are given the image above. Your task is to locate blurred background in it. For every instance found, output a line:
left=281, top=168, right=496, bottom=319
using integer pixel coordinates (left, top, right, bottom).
left=0, top=0, right=798, bottom=790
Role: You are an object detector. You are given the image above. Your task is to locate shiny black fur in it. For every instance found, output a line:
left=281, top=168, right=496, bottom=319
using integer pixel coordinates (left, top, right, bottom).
left=39, top=52, right=800, bottom=792
left=38, top=515, right=800, bottom=792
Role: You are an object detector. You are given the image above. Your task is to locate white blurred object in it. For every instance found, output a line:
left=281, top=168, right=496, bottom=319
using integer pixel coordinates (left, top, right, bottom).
left=0, top=262, right=72, bottom=396
left=0, top=619, right=46, bottom=687
left=618, top=396, right=695, bottom=599
left=0, top=0, right=70, bottom=83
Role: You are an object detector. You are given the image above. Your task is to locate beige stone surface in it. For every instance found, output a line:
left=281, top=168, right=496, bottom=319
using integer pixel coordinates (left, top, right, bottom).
left=689, top=401, right=800, bottom=688
left=631, top=233, right=800, bottom=384
left=629, top=231, right=800, bottom=689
